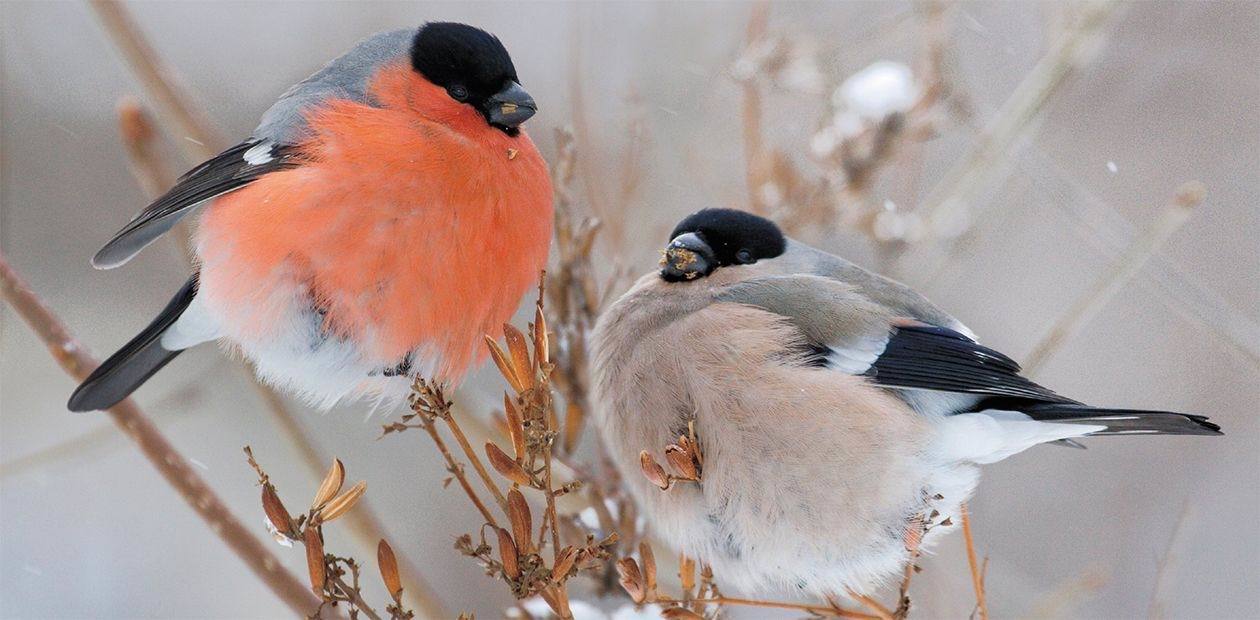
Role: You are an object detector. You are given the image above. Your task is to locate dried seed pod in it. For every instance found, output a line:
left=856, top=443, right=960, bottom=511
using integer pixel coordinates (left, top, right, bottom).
left=679, top=554, right=696, bottom=593
left=661, top=608, right=704, bottom=620
left=639, top=450, right=670, bottom=490
left=616, top=557, right=646, bottom=604
left=551, top=546, right=579, bottom=583
left=502, top=324, right=533, bottom=389
left=504, top=394, right=527, bottom=460
left=377, top=538, right=403, bottom=600
left=497, top=527, right=520, bottom=579
left=485, top=336, right=525, bottom=393
left=303, top=527, right=326, bottom=594
left=507, top=488, right=533, bottom=554
left=261, top=484, right=295, bottom=537
left=562, top=402, right=583, bottom=454
left=318, top=480, right=366, bottom=523
left=639, top=541, right=658, bottom=596
left=533, top=304, right=549, bottom=367
left=664, top=444, right=699, bottom=481
left=486, top=441, right=532, bottom=486
left=310, top=458, right=345, bottom=510
left=539, top=585, right=571, bottom=619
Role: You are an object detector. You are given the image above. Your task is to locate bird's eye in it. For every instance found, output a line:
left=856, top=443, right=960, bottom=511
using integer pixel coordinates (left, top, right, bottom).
left=736, top=249, right=754, bottom=264
left=448, top=85, right=469, bottom=101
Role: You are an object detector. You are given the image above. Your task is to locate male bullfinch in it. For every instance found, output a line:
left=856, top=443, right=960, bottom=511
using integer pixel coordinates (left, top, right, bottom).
left=591, top=208, right=1220, bottom=597
left=69, top=23, right=552, bottom=411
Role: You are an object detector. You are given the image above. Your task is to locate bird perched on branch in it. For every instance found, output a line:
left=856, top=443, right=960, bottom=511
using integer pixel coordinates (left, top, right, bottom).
left=592, top=208, right=1220, bottom=597
left=69, top=23, right=552, bottom=411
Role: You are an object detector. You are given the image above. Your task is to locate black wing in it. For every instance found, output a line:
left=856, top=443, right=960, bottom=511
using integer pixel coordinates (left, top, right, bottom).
left=92, top=140, right=300, bottom=269
left=864, top=324, right=1076, bottom=403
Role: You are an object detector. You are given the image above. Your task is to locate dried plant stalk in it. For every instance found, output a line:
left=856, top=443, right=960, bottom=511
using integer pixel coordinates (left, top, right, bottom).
left=960, top=505, right=989, bottom=620
left=246, top=448, right=396, bottom=620
left=1023, top=182, right=1203, bottom=375
left=916, top=1, right=1120, bottom=236
left=89, top=0, right=222, bottom=161
left=0, top=253, right=319, bottom=615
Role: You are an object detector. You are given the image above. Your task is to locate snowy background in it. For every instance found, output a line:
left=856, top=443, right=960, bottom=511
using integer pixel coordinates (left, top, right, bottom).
left=3, top=1, right=1258, bottom=618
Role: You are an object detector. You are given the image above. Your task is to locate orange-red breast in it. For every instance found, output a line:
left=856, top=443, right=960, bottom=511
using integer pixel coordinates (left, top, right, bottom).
left=69, top=23, right=553, bottom=411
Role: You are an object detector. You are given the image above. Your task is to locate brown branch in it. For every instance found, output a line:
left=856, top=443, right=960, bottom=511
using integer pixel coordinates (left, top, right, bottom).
left=89, top=0, right=223, bottom=161
left=114, top=100, right=451, bottom=618
left=441, top=413, right=509, bottom=513
left=960, top=505, right=989, bottom=620
left=427, top=421, right=499, bottom=528
left=688, top=596, right=881, bottom=619
left=848, top=592, right=895, bottom=620
left=330, top=572, right=384, bottom=620
left=0, top=252, right=320, bottom=616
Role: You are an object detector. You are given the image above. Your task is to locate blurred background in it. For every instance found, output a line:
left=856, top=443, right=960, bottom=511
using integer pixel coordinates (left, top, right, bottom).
left=2, top=1, right=1257, bottom=618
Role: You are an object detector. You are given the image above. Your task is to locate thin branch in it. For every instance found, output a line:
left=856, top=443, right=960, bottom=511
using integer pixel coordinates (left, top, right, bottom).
left=960, top=505, right=989, bottom=620
left=419, top=415, right=498, bottom=529
left=1023, top=182, right=1203, bottom=375
left=688, top=596, right=881, bottom=619
left=330, top=572, right=384, bottom=620
left=917, top=0, right=1120, bottom=236
left=114, top=100, right=451, bottom=618
left=442, top=413, right=509, bottom=513
left=848, top=592, right=895, bottom=620
left=88, top=0, right=223, bottom=161
left=0, top=252, right=320, bottom=616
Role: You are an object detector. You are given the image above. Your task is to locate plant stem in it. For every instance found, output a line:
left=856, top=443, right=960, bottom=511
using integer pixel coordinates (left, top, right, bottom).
left=330, top=573, right=384, bottom=620
left=917, top=1, right=1119, bottom=236
left=88, top=0, right=223, bottom=161
left=419, top=418, right=498, bottom=528
left=0, top=252, right=320, bottom=616
left=442, top=409, right=509, bottom=512
left=960, top=505, right=989, bottom=620
left=688, top=596, right=881, bottom=619
left=542, top=444, right=562, bottom=563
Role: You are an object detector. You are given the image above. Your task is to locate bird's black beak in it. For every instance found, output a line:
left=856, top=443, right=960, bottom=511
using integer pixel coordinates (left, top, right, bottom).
left=485, top=81, right=537, bottom=130
left=660, top=232, right=716, bottom=281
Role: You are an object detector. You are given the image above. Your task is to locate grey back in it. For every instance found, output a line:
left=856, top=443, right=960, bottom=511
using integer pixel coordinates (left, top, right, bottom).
left=253, top=28, right=415, bottom=144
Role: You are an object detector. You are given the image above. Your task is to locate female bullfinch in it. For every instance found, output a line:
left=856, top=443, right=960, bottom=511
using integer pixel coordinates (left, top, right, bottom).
left=69, top=23, right=552, bottom=411
left=591, top=208, right=1220, bottom=597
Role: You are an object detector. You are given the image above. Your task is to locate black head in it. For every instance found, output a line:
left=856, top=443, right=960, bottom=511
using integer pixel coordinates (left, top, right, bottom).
left=410, top=22, right=536, bottom=134
left=661, top=209, right=786, bottom=281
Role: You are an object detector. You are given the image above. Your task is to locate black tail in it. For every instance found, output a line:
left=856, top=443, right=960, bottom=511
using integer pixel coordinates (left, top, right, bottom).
left=67, top=276, right=198, bottom=412
left=1020, top=403, right=1222, bottom=436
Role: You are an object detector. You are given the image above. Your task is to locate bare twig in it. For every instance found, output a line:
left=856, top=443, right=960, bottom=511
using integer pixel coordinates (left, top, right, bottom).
left=0, top=252, right=320, bottom=616
left=396, top=382, right=499, bottom=528
left=960, top=505, right=989, bottom=620
left=916, top=1, right=1119, bottom=237
left=689, top=596, right=880, bottom=619
left=89, top=0, right=223, bottom=161
left=442, top=412, right=510, bottom=513
left=1023, top=182, right=1203, bottom=375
